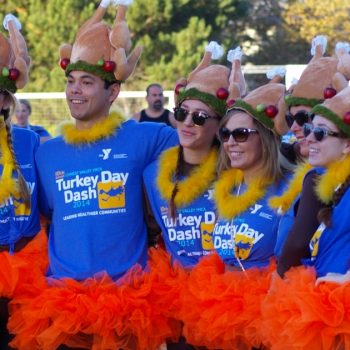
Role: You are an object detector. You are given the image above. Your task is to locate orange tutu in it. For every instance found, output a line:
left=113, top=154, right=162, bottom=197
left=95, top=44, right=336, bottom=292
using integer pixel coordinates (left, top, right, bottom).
left=0, top=229, right=48, bottom=299
left=9, top=264, right=180, bottom=350
left=178, top=253, right=275, bottom=349
left=148, top=247, right=189, bottom=322
left=260, top=266, right=350, bottom=350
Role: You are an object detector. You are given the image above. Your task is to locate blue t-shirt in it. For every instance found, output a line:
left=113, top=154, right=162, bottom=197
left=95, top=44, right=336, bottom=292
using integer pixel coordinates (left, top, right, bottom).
left=307, top=187, right=350, bottom=277
left=0, top=127, right=40, bottom=248
left=35, top=120, right=177, bottom=280
left=213, top=180, right=286, bottom=269
left=144, top=159, right=215, bottom=268
left=14, top=124, right=51, bottom=137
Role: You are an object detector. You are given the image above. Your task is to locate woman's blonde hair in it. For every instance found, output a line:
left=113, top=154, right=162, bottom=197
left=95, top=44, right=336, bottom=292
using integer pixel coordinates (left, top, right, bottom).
left=1, top=92, right=30, bottom=206
left=217, top=109, right=292, bottom=183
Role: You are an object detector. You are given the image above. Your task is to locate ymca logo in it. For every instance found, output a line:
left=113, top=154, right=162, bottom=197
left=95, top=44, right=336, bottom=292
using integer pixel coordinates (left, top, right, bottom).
left=250, top=204, right=262, bottom=214
left=99, top=148, right=112, bottom=160
left=204, top=189, right=214, bottom=200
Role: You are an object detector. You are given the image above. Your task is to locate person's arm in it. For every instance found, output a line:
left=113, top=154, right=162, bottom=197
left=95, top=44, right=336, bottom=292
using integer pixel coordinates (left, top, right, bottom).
left=142, top=184, right=162, bottom=247
left=35, top=148, right=53, bottom=220
left=277, top=171, right=324, bottom=277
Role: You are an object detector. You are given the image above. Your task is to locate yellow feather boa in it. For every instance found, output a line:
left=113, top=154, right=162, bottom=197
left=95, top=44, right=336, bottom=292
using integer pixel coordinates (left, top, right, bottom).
left=59, top=111, right=125, bottom=144
left=0, top=119, right=19, bottom=204
left=156, top=146, right=217, bottom=207
left=214, top=168, right=270, bottom=220
left=269, top=162, right=312, bottom=214
left=316, top=155, right=350, bottom=204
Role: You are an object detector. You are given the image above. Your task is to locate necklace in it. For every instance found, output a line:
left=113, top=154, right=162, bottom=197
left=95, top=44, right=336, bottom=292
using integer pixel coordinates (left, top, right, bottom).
left=213, top=168, right=270, bottom=220
left=156, top=147, right=217, bottom=207
left=60, top=111, right=124, bottom=145
left=269, top=162, right=312, bottom=214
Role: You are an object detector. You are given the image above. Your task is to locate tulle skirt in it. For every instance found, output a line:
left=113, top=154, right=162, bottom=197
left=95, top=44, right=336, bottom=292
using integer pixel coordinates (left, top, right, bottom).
left=260, top=266, right=350, bottom=350
left=8, top=257, right=181, bottom=350
left=178, top=253, right=275, bottom=349
left=0, top=229, right=48, bottom=299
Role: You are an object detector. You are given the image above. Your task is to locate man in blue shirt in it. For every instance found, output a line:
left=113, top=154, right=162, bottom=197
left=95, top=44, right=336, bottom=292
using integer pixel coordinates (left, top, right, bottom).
left=9, top=1, right=178, bottom=349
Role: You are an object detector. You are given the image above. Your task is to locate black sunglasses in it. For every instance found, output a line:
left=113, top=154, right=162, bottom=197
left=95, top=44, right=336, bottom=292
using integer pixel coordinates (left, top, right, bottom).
left=303, top=123, right=341, bottom=142
left=218, top=127, right=259, bottom=143
left=285, top=110, right=312, bottom=128
left=174, top=107, right=219, bottom=126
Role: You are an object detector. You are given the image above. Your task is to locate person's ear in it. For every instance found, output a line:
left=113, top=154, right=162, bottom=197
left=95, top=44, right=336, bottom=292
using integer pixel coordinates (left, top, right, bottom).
left=342, top=138, right=350, bottom=155
left=108, top=83, right=120, bottom=103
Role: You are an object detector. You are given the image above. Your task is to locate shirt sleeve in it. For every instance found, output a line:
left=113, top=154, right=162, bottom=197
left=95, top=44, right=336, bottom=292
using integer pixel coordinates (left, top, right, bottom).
left=277, top=171, right=325, bottom=277
left=148, top=124, right=178, bottom=163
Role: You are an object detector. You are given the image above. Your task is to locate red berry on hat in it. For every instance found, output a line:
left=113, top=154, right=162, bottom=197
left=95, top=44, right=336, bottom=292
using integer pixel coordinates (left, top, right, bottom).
left=216, top=87, right=229, bottom=100
left=323, top=87, right=337, bottom=99
left=264, top=105, right=278, bottom=118
left=226, top=99, right=236, bottom=108
left=103, top=60, right=116, bottom=72
left=175, top=83, right=186, bottom=95
left=8, top=68, right=20, bottom=81
left=60, top=58, right=70, bottom=70
left=343, top=112, right=350, bottom=125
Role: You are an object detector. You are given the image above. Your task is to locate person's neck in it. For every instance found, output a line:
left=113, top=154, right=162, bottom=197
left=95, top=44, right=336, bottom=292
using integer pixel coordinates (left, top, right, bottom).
left=183, top=146, right=212, bottom=165
left=75, top=114, right=109, bottom=130
left=243, top=164, right=265, bottom=184
left=145, top=107, right=165, bottom=118
left=17, top=122, right=29, bottom=127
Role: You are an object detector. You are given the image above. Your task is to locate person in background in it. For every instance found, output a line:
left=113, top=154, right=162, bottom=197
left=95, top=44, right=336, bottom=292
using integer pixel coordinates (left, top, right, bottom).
left=13, top=99, right=51, bottom=143
left=132, top=83, right=176, bottom=127
left=7, top=1, right=178, bottom=349
left=0, top=14, right=47, bottom=349
left=144, top=43, right=245, bottom=349
left=261, top=85, right=350, bottom=350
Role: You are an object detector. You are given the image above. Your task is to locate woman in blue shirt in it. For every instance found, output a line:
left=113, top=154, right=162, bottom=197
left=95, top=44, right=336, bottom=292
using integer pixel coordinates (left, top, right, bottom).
left=144, top=43, right=246, bottom=349
left=0, top=14, right=47, bottom=349
left=261, top=85, right=350, bottom=350
left=179, top=70, right=292, bottom=349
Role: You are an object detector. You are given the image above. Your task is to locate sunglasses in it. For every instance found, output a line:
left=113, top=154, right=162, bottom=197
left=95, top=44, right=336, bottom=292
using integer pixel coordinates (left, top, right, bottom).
left=303, top=123, right=341, bottom=142
left=218, top=127, right=259, bottom=143
left=285, top=110, right=312, bottom=128
left=174, top=107, right=219, bottom=126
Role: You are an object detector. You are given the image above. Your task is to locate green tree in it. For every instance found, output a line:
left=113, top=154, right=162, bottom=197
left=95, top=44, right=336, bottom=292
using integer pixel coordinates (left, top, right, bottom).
left=127, top=0, right=249, bottom=90
left=2, top=0, right=97, bottom=92
left=2, top=0, right=249, bottom=91
left=238, top=0, right=309, bottom=66
left=283, top=0, right=350, bottom=56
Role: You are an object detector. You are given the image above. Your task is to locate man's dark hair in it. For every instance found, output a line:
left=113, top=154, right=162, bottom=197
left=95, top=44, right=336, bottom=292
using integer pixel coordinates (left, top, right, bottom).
left=104, top=80, right=121, bottom=90
left=146, top=83, right=163, bottom=96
